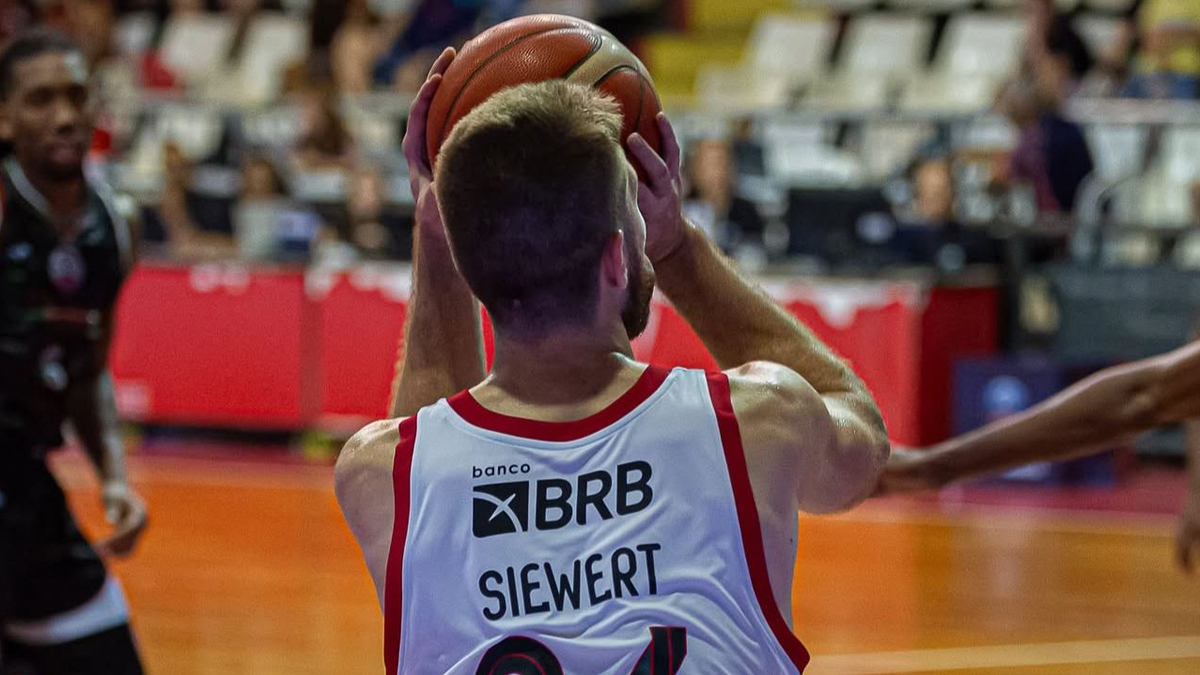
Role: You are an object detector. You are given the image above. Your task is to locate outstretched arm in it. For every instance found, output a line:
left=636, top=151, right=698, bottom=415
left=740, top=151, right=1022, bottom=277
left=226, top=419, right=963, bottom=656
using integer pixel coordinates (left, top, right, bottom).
left=628, top=118, right=889, bottom=513
left=879, top=340, right=1200, bottom=494
left=388, top=47, right=486, bottom=418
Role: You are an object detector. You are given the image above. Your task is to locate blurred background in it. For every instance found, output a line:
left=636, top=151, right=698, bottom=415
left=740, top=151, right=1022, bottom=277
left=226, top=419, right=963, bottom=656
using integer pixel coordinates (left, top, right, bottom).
left=19, top=0, right=1200, bottom=673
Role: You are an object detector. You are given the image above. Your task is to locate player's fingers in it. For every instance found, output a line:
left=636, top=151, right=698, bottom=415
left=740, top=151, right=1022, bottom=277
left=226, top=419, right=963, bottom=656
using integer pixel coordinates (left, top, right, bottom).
left=655, top=113, right=682, bottom=180
left=427, top=46, right=456, bottom=80
left=403, top=73, right=444, bottom=172
left=627, top=132, right=670, bottom=194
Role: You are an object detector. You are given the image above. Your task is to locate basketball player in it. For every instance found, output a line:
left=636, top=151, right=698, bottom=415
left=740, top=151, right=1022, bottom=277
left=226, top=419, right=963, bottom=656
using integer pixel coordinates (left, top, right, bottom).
left=878, top=337, right=1200, bottom=572
left=0, top=30, right=146, bottom=674
left=336, top=49, right=890, bottom=673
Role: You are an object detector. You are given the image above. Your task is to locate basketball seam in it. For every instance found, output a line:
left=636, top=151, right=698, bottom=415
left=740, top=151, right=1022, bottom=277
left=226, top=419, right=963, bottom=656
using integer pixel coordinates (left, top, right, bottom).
left=592, top=65, right=646, bottom=134
left=560, top=31, right=604, bottom=79
left=438, top=26, right=584, bottom=150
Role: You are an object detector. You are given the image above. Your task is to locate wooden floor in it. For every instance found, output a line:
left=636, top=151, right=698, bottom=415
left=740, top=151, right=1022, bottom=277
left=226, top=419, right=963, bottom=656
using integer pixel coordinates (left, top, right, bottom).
left=50, top=448, right=1200, bottom=675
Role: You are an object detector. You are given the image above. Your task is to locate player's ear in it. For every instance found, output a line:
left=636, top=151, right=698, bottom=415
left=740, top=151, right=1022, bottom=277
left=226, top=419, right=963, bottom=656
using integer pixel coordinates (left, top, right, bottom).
left=600, top=230, right=627, bottom=290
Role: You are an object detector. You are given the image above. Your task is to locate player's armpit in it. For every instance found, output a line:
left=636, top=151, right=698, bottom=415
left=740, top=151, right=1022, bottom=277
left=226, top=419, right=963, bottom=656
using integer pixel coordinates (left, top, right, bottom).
left=335, top=418, right=402, bottom=607
left=729, top=361, right=890, bottom=515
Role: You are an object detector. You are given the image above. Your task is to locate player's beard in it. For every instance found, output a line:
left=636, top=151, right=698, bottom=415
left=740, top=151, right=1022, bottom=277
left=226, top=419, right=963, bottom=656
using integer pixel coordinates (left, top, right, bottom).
left=621, top=246, right=655, bottom=340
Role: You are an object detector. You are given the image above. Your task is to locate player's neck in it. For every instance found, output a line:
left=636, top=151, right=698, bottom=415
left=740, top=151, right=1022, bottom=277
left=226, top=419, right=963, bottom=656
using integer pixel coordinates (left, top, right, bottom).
left=10, top=156, right=86, bottom=221
left=487, top=326, right=638, bottom=404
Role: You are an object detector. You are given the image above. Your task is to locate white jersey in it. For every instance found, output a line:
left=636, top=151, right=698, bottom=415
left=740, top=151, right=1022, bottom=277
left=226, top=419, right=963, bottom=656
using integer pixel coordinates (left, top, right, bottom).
left=384, top=366, right=809, bottom=675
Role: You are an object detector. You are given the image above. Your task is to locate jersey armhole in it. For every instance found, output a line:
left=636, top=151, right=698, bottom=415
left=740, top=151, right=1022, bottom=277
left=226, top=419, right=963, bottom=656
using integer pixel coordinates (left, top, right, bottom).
left=383, top=415, right=418, bottom=675
left=705, top=372, right=811, bottom=673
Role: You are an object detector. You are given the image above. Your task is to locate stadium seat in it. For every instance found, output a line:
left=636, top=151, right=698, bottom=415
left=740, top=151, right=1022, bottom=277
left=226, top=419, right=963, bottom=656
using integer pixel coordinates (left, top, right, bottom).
left=1074, top=14, right=1123, bottom=57
left=898, top=72, right=999, bottom=113
left=853, top=121, right=935, bottom=181
left=1175, top=230, right=1200, bottom=269
left=745, top=14, right=836, bottom=86
left=761, top=119, right=864, bottom=186
left=240, top=106, right=306, bottom=150
left=695, top=65, right=792, bottom=112
left=234, top=14, right=310, bottom=105
left=937, top=13, right=1025, bottom=77
left=985, top=0, right=1080, bottom=9
left=839, top=13, right=934, bottom=81
left=1085, top=124, right=1149, bottom=182
left=1083, top=0, right=1137, bottom=13
left=159, top=14, right=236, bottom=87
left=521, top=0, right=596, bottom=19
left=801, top=75, right=890, bottom=113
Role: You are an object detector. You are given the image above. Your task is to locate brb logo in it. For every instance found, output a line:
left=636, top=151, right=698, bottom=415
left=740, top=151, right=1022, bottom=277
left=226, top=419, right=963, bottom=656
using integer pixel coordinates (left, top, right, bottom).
left=472, top=462, right=653, bottom=538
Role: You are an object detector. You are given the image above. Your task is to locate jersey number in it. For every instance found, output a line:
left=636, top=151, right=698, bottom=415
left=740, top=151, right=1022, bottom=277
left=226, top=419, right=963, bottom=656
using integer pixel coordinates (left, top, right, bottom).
left=474, top=626, right=687, bottom=675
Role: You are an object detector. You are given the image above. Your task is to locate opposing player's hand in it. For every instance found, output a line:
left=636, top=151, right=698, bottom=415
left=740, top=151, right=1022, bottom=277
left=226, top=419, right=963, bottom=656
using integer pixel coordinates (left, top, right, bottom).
left=1177, top=491, right=1200, bottom=574
left=96, top=482, right=148, bottom=558
left=626, top=113, right=687, bottom=264
left=874, top=447, right=940, bottom=496
left=402, top=46, right=455, bottom=238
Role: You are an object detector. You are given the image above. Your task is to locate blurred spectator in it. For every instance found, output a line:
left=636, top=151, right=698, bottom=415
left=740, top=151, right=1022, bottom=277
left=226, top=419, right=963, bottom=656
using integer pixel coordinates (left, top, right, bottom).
left=232, top=153, right=288, bottom=259
left=345, top=167, right=394, bottom=259
left=1118, top=0, right=1200, bottom=99
left=158, top=142, right=238, bottom=260
left=0, top=0, right=37, bottom=47
left=372, top=0, right=479, bottom=89
left=1022, top=0, right=1095, bottom=103
left=682, top=138, right=765, bottom=255
left=293, top=89, right=356, bottom=171
left=888, top=156, right=998, bottom=271
left=332, top=0, right=383, bottom=94
left=995, top=76, right=1094, bottom=215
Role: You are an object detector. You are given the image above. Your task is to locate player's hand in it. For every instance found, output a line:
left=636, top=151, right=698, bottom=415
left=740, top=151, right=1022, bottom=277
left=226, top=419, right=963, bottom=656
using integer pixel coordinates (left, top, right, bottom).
left=1177, top=490, right=1200, bottom=574
left=626, top=113, right=688, bottom=264
left=401, top=46, right=455, bottom=239
left=875, top=447, right=940, bottom=496
left=96, top=482, right=148, bottom=558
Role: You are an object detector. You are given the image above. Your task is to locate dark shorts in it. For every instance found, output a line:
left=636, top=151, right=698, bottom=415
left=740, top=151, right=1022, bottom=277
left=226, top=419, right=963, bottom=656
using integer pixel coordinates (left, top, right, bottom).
left=1, top=624, right=144, bottom=675
left=0, top=453, right=107, bottom=624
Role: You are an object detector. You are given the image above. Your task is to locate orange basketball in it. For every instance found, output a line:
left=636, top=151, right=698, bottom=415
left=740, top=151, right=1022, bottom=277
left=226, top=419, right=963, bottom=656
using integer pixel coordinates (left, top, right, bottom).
left=426, top=14, right=663, bottom=173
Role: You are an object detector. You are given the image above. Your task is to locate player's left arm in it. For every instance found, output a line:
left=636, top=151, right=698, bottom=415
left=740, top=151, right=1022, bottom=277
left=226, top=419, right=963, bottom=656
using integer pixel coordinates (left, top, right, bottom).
left=334, top=419, right=400, bottom=605
left=65, top=201, right=148, bottom=558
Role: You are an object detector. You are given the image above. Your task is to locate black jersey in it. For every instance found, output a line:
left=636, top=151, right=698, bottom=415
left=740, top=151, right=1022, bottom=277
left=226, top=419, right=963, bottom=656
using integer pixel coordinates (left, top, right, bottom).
left=0, top=158, right=132, bottom=452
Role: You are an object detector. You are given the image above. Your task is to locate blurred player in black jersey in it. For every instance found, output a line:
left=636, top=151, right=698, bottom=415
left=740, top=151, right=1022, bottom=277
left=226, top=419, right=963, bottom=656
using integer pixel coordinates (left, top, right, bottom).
left=0, top=29, right=146, bottom=675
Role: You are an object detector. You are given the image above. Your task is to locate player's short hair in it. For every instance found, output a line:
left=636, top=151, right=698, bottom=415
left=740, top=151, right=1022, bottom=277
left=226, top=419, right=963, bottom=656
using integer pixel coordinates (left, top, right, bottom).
left=435, top=80, right=627, bottom=335
left=0, top=29, right=83, bottom=100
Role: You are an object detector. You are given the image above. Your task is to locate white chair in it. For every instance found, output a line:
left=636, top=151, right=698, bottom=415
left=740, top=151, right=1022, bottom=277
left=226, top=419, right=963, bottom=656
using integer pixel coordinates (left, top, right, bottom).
left=937, top=13, right=1025, bottom=77
left=158, top=14, right=236, bottom=87
left=986, top=0, right=1080, bottom=9
left=153, top=105, right=225, bottom=161
left=898, top=72, right=1000, bottom=113
left=745, top=14, right=837, bottom=87
left=234, top=14, right=310, bottom=105
left=1083, top=0, right=1137, bottom=13
left=1175, top=230, right=1200, bottom=269
left=952, top=116, right=1019, bottom=150
left=801, top=75, right=890, bottom=113
left=839, top=13, right=934, bottom=81
left=761, top=120, right=864, bottom=186
left=855, top=121, right=935, bottom=181
left=1084, top=124, right=1148, bottom=182
left=241, top=106, right=305, bottom=149
left=1074, top=14, right=1123, bottom=57
left=694, top=65, right=792, bottom=113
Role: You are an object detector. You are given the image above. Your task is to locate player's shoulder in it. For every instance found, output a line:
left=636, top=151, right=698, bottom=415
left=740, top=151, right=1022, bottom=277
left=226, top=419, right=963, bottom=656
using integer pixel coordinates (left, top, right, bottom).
left=335, top=418, right=405, bottom=504
left=723, top=361, right=834, bottom=450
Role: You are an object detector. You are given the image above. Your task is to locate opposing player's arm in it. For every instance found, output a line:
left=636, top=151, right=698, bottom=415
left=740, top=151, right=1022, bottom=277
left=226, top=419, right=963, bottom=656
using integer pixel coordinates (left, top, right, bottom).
left=389, top=46, right=486, bottom=418
left=334, top=419, right=400, bottom=605
left=880, top=339, right=1200, bottom=493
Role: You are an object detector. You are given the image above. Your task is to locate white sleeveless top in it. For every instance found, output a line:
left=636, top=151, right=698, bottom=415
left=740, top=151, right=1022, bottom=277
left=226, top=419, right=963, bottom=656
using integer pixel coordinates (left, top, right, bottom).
left=384, top=366, right=809, bottom=674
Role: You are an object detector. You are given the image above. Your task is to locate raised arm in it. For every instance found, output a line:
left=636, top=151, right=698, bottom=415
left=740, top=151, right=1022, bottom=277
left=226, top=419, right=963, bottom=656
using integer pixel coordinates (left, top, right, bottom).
left=388, top=47, right=486, bottom=418
left=879, top=339, right=1200, bottom=494
left=627, top=117, right=889, bottom=513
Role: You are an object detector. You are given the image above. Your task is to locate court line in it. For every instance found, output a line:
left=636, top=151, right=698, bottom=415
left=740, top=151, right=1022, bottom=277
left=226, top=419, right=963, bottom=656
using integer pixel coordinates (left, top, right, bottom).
left=813, top=636, right=1200, bottom=674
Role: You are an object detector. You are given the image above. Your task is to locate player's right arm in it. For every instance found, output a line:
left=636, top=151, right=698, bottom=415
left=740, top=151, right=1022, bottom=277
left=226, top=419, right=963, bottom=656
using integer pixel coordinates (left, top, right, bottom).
left=335, top=418, right=401, bottom=606
left=628, top=118, right=889, bottom=514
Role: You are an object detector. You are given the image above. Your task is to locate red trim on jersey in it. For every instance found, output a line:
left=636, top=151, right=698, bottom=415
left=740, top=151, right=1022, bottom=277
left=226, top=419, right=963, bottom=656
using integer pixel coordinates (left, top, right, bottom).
left=706, top=373, right=811, bottom=673
left=383, top=416, right=418, bottom=675
left=447, top=366, right=670, bottom=442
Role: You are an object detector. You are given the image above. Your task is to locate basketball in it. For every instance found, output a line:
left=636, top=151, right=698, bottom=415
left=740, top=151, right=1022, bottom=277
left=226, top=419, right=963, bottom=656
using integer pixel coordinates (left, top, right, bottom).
left=425, top=14, right=663, bottom=170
